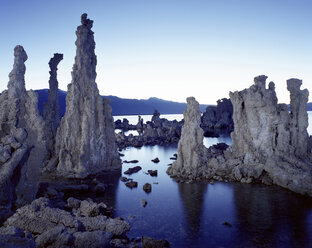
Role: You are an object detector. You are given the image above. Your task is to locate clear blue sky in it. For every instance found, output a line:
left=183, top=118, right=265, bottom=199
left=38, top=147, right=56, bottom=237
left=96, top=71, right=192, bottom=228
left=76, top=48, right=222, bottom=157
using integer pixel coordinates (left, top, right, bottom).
left=0, top=0, right=311, bottom=104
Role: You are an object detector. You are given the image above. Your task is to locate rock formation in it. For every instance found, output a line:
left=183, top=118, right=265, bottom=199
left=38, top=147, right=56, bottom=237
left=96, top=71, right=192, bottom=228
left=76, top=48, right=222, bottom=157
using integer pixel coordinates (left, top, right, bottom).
left=230, top=76, right=309, bottom=163
left=167, top=97, right=207, bottom=179
left=1, top=197, right=130, bottom=247
left=224, top=76, right=312, bottom=195
left=287, top=78, right=309, bottom=157
left=0, top=46, right=47, bottom=221
left=51, top=14, right=121, bottom=178
left=115, top=111, right=183, bottom=148
left=43, top=53, right=63, bottom=155
left=201, top=98, right=233, bottom=137
left=168, top=76, right=312, bottom=196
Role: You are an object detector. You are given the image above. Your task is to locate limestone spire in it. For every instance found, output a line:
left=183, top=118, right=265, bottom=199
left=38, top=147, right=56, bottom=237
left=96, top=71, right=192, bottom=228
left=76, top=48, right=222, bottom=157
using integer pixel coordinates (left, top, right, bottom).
left=53, top=14, right=121, bottom=178
left=168, top=97, right=207, bottom=178
left=287, top=78, right=309, bottom=157
left=43, top=53, right=63, bottom=130
left=7, top=45, right=27, bottom=98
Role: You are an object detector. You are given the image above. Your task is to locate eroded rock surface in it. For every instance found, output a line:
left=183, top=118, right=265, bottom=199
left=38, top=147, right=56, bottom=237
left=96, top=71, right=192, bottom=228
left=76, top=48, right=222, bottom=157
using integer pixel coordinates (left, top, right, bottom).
left=167, top=97, right=207, bottom=179
left=51, top=14, right=121, bottom=178
left=3, top=197, right=130, bottom=247
left=168, top=76, right=312, bottom=196
left=0, top=46, right=47, bottom=221
left=116, top=111, right=183, bottom=148
left=43, top=53, right=63, bottom=156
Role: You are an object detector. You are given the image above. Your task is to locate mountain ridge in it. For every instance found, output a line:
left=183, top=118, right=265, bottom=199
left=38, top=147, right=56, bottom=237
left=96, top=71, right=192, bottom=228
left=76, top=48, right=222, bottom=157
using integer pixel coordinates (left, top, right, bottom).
left=35, top=89, right=210, bottom=116
left=35, top=89, right=312, bottom=116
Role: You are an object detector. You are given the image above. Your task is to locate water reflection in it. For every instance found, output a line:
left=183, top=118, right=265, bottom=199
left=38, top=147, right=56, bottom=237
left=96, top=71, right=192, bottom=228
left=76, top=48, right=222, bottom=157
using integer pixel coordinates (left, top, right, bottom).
left=178, top=182, right=207, bottom=238
left=95, top=171, right=121, bottom=208
left=233, top=183, right=312, bottom=248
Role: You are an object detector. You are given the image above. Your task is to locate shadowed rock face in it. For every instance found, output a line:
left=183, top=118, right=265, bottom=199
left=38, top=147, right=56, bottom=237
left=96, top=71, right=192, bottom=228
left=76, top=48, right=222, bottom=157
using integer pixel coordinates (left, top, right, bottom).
left=0, top=46, right=47, bottom=220
left=53, top=14, right=121, bottom=178
left=43, top=53, right=63, bottom=156
left=167, top=97, right=207, bottom=178
left=201, top=98, right=233, bottom=137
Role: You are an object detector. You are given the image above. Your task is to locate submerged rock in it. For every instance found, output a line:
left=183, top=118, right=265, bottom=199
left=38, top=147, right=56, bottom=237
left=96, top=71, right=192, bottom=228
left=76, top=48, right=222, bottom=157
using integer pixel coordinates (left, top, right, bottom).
left=141, top=199, right=147, bottom=207
left=51, top=14, right=121, bottom=178
left=142, top=236, right=170, bottom=248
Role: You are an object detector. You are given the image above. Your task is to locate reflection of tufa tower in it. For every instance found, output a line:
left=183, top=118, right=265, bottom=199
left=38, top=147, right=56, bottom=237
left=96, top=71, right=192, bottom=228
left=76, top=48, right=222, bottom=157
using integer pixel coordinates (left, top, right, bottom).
left=52, top=14, right=121, bottom=178
left=232, top=183, right=309, bottom=247
left=178, top=183, right=207, bottom=238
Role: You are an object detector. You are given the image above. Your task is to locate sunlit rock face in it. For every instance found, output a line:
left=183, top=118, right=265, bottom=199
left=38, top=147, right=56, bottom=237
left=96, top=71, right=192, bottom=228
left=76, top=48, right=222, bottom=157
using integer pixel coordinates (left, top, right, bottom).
left=230, top=75, right=310, bottom=163
left=217, top=75, right=312, bottom=196
left=167, top=97, right=207, bottom=179
left=0, top=46, right=47, bottom=218
left=53, top=14, right=121, bottom=178
left=287, top=78, right=309, bottom=157
left=169, top=75, right=312, bottom=196
left=43, top=53, right=63, bottom=156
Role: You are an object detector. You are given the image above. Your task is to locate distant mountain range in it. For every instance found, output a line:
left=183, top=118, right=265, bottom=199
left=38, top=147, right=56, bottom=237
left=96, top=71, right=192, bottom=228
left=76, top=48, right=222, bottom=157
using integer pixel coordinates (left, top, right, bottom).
left=35, top=89, right=210, bottom=116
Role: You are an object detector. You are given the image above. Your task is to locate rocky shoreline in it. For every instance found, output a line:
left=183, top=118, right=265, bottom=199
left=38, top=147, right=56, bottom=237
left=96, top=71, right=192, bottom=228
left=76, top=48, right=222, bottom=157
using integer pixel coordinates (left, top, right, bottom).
left=114, top=101, right=234, bottom=149
left=0, top=14, right=170, bottom=248
left=167, top=76, right=312, bottom=197
left=1, top=11, right=312, bottom=248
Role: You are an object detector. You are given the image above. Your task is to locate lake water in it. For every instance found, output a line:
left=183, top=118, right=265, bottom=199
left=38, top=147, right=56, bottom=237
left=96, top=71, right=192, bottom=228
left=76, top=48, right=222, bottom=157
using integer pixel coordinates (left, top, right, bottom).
left=111, top=112, right=312, bottom=247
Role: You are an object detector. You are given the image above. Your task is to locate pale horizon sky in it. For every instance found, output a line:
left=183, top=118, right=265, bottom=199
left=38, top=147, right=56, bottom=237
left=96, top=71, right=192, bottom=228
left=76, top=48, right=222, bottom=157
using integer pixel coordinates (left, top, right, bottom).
left=0, top=0, right=311, bottom=105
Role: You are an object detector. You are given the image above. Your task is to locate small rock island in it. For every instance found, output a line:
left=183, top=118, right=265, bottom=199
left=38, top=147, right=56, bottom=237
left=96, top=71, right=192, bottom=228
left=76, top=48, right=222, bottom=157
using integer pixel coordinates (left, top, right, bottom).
left=168, top=75, right=312, bottom=196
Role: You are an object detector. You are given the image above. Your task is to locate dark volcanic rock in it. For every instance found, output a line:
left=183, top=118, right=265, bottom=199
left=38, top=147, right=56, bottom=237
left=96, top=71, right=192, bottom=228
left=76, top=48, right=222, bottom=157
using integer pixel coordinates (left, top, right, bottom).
left=124, top=166, right=142, bottom=175
left=120, top=177, right=130, bottom=182
left=123, top=160, right=139, bottom=164
left=125, top=181, right=138, bottom=189
left=151, top=157, right=160, bottom=163
left=143, top=183, right=152, bottom=193
left=147, top=170, right=158, bottom=177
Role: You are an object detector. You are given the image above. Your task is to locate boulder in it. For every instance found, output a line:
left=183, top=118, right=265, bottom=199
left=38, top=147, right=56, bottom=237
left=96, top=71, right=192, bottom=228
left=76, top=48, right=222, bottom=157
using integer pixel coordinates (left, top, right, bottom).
left=125, top=181, right=138, bottom=189
left=143, top=183, right=152, bottom=193
left=35, top=225, right=74, bottom=248
left=73, top=231, right=112, bottom=248
left=124, top=166, right=142, bottom=175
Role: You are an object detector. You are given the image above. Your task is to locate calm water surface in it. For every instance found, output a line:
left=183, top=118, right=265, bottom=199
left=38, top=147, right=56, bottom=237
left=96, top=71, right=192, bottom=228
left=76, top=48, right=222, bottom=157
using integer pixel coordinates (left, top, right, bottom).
left=109, top=113, right=312, bottom=247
